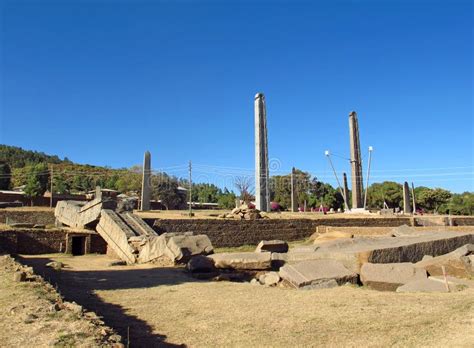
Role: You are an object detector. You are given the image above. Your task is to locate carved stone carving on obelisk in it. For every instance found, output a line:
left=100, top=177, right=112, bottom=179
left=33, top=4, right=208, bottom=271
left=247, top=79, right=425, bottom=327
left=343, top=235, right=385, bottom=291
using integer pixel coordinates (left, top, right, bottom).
left=140, top=151, right=151, bottom=211
left=343, top=172, right=350, bottom=211
left=291, top=167, right=298, bottom=212
left=349, top=111, right=364, bottom=209
left=255, top=93, right=270, bottom=212
left=403, top=181, right=412, bottom=214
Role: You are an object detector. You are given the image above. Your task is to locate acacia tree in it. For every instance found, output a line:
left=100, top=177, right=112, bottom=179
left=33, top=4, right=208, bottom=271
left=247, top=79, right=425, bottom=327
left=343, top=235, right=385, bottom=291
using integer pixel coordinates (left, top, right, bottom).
left=151, top=174, right=186, bottom=210
left=415, top=187, right=451, bottom=213
left=234, top=176, right=254, bottom=204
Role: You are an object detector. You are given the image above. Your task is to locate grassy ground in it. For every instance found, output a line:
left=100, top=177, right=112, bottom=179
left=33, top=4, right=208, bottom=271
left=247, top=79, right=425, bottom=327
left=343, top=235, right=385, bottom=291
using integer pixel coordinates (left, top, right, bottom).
left=0, top=255, right=117, bottom=347
left=20, top=254, right=474, bottom=347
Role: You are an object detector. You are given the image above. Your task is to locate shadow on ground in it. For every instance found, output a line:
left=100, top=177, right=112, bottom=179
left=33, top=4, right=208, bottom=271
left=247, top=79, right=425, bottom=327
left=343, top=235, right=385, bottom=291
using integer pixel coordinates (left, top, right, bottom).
left=18, top=255, right=197, bottom=347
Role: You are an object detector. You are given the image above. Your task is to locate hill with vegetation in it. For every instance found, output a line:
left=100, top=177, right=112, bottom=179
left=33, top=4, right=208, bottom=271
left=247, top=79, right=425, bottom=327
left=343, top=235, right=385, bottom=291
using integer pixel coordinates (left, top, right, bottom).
left=0, top=144, right=472, bottom=214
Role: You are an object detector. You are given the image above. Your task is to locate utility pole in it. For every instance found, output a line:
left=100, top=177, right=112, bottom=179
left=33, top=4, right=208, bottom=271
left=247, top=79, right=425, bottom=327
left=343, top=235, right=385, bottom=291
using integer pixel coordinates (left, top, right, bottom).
left=325, top=151, right=349, bottom=211
left=411, top=182, right=417, bottom=215
left=188, top=160, right=192, bottom=217
left=50, top=164, right=54, bottom=208
left=363, top=146, right=373, bottom=210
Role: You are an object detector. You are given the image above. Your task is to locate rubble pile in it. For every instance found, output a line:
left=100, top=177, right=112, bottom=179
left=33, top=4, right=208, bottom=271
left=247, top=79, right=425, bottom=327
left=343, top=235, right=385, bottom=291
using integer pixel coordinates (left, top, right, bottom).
left=220, top=204, right=268, bottom=220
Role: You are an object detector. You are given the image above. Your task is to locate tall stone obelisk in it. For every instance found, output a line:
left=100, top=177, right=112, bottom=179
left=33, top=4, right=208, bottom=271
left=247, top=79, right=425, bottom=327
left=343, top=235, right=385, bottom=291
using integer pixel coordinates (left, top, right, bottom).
left=291, top=167, right=298, bottom=212
left=349, top=111, right=363, bottom=209
left=343, top=172, right=350, bottom=211
left=255, top=93, right=270, bottom=212
left=403, top=181, right=412, bottom=214
left=140, top=151, right=151, bottom=211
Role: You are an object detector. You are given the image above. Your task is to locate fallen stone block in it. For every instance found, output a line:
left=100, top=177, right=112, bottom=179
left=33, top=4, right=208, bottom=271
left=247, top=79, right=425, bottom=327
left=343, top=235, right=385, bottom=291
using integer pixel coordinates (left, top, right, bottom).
left=13, top=271, right=27, bottom=282
left=209, top=252, right=272, bottom=270
left=312, top=231, right=353, bottom=245
left=301, top=279, right=339, bottom=290
left=257, top=272, right=280, bottom=286
left=164, top=234, right=213, bottom=263
left=96, top=210, right=137, bottom=265
left=46, top=261, right=63, bottom=270
left=187, top=255, right=216, bottom=273
left=138, top=233, right=213, bottom=264
left=391, top=225, right=420, bottom=237
left=360, top=262, right=427, bottom=291
left=255, top=240, right=289, bottom=253
left=314, top=231, right=474, bottom=267
left=396, top=278, right=460, bottom=293
left=415, top=244, right=474, bottom=278
left=272, top=250, right=360, bottom=274
left=279, top=259, right=357, bottom=289
left=429, top=275, right=474, bottom=289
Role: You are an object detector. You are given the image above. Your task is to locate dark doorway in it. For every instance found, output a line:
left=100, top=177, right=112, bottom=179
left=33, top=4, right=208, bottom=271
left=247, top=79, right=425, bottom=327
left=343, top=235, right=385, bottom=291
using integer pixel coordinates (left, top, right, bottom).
left=71, top=236, right=86, bottom=256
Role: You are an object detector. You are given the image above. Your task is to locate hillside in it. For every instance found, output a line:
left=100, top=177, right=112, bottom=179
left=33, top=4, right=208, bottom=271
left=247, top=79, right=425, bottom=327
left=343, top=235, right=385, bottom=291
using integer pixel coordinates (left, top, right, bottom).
left=0, top=145, right=71, bottom=168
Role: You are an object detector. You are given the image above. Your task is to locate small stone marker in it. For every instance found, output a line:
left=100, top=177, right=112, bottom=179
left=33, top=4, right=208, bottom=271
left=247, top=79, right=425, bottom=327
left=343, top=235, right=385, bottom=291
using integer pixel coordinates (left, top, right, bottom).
left=255, top=240, right=289, bottom=253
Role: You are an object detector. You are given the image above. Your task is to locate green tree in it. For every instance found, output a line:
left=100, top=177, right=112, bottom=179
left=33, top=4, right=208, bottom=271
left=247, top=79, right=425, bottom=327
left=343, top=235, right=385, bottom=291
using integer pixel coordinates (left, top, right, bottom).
left=115, top=167, right=142, bottom=193
left=0, top=161, right=11, bottom=190
left=24, top=163, right=49, bottom=203
left=192, top=183, right=221, bottom=203
left=366, top=181, right=403, bottom=209
left=218, top=188, right=237, bottom=209
left=416, top=187, right=451, bottom=213
left=308, top=179, right=344, bottom=211
left=53, top=174, right=70, bottom=194
left=270, top=169, right=312, bottom=209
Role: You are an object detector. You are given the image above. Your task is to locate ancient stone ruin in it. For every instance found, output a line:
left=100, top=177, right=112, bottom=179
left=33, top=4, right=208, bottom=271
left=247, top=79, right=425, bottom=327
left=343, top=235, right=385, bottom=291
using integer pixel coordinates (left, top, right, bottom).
left=55, top=188, right=213, bottom=265
left=185, top=226, right=474, bottom=293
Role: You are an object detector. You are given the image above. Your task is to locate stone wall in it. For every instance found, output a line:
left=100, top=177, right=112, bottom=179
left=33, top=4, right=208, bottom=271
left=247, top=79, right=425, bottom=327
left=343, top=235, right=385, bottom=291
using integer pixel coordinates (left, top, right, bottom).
left=153, top=217, right=412, bottom=247
left=0, top=210, right=56, bottom=225
left=0, top=229, right=106, bottom=255
left=450, top=216, right=474, bottom=226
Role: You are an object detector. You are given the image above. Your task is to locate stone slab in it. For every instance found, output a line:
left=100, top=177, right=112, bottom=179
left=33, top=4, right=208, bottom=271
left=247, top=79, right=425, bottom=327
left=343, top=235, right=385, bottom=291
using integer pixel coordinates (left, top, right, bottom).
left=360, top=262, right=427, bottom=291
left=316, top=231, right=474, bottom=266
left=312, top=231, right=353, bottom=245
left=415, top=244, right=473, bottom=278
left=209, top=252, right=271, bottom=270
left=96, top=210, right=137, bottom=265
left=279, top=259, right=357, bottom=289
left=396, top=278, right=450, bottom=293
left=164, top=234, right=214, bottom=263
left=138, top=234, right=213, bottom=264
left=429, top=276, right=474, bottom=289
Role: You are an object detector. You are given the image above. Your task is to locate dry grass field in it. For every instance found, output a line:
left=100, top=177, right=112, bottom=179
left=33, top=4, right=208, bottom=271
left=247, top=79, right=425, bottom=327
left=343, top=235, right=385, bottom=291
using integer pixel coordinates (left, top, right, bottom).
left=0, top=255, right=116, bottom=347
left=19, top=253, right=474, bottom=348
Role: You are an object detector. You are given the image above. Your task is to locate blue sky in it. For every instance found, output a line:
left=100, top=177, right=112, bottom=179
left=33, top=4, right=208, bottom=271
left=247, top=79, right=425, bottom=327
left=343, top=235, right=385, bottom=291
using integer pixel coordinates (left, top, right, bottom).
left=1, top=0, right=472, bottom=192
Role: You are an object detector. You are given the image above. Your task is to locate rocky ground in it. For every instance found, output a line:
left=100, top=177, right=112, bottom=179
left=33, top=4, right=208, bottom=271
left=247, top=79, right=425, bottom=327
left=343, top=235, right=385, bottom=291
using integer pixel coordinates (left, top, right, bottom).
left=0, top=253, right=122, bottom=347
left=20, top=253, right=474, bottom=347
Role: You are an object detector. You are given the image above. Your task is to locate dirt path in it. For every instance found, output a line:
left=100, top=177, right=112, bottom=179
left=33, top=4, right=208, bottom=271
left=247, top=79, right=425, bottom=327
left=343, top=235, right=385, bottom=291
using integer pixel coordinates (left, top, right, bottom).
left=20, top=254, right=474, bottom=347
